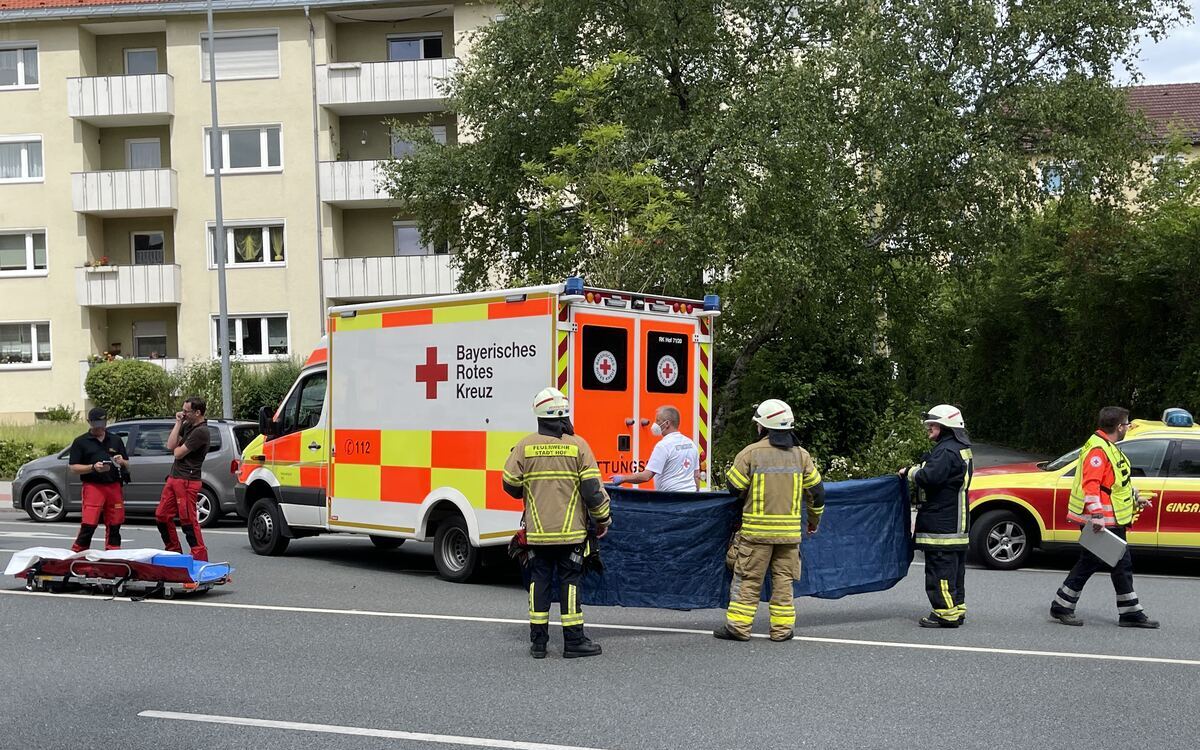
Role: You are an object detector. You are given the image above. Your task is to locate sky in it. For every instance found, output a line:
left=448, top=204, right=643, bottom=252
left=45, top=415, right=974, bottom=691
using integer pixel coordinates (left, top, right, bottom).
left=1135, top=7, right=1200, bottom=85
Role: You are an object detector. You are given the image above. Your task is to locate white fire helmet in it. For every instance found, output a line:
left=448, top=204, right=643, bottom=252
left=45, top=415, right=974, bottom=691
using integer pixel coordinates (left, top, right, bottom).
left=753, top=399, right=795, bottom=430
left=922, top=404, right=965, bottom=430
left=532, top=387, right=570, bottom=418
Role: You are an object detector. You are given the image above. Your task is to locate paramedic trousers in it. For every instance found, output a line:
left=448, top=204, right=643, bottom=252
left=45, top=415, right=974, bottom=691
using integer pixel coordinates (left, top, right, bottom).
left=1051, top=526, right=1145, bottom=622
left=156, top=477, right=208, bottom=562
left=923, top=549, right=967, bottom=623
left=726, top=541, right=800, bottom=640
left=72, top=483, right=124, bottom=552
left=526, top=544, right=585, bottom=645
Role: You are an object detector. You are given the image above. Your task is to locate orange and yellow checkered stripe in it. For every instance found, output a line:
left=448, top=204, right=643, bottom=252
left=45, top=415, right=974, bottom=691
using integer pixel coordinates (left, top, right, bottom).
left=331, top=296, right=552, bottom=333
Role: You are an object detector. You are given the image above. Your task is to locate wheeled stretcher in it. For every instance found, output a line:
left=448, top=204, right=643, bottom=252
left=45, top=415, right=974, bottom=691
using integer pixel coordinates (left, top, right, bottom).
left=5, top=547, right=232, bottom=599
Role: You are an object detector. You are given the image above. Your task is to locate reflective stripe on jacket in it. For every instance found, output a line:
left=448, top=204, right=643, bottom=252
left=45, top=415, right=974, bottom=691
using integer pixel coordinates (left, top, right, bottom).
left=502, top=433, right=610, bottom=545
left=909, top=434, right=973, bottom=549
left=1067, top=432, right=1133, bottom=527
left=726, top=436, right=823, bottom=544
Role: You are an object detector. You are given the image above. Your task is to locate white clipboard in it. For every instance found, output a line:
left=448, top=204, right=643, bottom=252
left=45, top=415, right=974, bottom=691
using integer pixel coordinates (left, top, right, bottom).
left=1078, top=525, right=1127, bottom=567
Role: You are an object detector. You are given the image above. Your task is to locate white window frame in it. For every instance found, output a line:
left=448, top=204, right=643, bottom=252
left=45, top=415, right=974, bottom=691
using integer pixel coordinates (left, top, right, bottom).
left=124, top=47, right=159, bottom=75
left=130, top=231, right=165, bottom=265
left=0, top=228, right=48, bottom=277
left=390, top=125, right=447, bottom=158
left=392, top=220, right=448, bottom=257
left=206, top=219, right=287, bottom=268
left=211, top=313, right=290, bottom=361
left=0, top=320, right=51, bottom=370
left=386, top=33, right=444, bottom=61
left=0, top=42, right=39, bottom=90
left=125, top=137, right=162, bottom=169
left=203, top=125, right=283, bottom=174
left=0, top=135, right=44, bottom=183
left=199, top=29, right=280, bottom=82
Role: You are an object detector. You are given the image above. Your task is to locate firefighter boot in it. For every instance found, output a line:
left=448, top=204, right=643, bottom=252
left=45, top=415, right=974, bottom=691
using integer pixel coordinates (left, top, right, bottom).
left=563, top=635, right=602, bottom=659
left=1118, top=615, right=1160, bottom=629
left=529, top=642, right=547, bottom=659
left=919, top=614, right=960, bottom=628
left=1050, top=607, right=1084, bottom=626
left=712, top=625, right=750, bottom=642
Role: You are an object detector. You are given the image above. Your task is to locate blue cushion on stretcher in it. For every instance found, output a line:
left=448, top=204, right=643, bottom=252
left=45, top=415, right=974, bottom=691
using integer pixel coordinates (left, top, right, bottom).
left=149, top=554, right=232, bottom=583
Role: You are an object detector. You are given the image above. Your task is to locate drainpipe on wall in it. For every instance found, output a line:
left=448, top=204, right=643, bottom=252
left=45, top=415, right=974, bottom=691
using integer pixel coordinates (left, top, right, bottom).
left=305, top=4, right=328, bottom=337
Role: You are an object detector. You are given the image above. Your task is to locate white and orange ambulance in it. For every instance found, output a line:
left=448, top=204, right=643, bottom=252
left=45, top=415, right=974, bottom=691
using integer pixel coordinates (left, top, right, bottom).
left=236, top=278, right=719, bottom=580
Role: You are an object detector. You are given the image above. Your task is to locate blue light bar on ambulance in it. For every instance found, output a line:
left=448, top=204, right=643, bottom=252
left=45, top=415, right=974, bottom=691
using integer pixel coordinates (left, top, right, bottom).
left=696, top=294, right=722, bottom=318
left=1162, top=408, right=1195, bottom=427
left=561, top=276, right=585, bottom=302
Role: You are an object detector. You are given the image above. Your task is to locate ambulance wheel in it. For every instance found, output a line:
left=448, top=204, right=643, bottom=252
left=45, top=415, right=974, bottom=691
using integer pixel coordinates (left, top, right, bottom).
left=433, top=516, right=479, bottom=583
left=248, top=499, right=290, bottom=556
left=369, top=535, right=405, bottom=550
left=970, top=509, right=1032, bottom=570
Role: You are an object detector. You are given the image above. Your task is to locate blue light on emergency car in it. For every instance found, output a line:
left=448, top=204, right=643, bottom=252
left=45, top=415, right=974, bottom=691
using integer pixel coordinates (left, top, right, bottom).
left=703, top=294, right=721, bottom=312
left=564, top=277, right=584, bottom=296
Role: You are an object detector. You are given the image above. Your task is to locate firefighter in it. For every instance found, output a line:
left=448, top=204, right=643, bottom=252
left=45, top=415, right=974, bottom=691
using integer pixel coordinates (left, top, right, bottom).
left=899, top=404, right=973, bottom=628
left=714, top=399, right=824, bottom=642
left=1050, top=406, right=1159, bottom=628
left=67, top=408, right=129, bottom=552
left=503, top=387, right=612, bottom=659
left=156, top=396, right=210, bottom=562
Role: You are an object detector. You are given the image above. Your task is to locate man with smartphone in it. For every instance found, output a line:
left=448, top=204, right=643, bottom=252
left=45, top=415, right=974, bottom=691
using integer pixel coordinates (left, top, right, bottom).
left=67, top=407, right=129, bottom=552
left=155, top=396, right=210, bottom=561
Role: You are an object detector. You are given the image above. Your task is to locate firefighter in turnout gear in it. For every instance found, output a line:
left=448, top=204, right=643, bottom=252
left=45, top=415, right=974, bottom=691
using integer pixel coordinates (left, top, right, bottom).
left=714, top=399, right=825, bottom=642
left=1050, top=406, right=1159, bottom=628
left=503, top=387, right=612, bottom=659
left=901, top=404, right=973, bottom=628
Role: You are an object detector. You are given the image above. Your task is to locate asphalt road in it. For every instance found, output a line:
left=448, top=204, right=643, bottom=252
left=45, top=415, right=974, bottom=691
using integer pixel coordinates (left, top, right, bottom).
left=2, top=444, right=1199, bottom=749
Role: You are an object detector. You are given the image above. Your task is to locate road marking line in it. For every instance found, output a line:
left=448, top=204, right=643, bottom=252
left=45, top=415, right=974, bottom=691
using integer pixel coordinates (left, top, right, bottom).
left=5, top=590, right=1198, bottom=667
left=138, top=710, right=611, bottom=750
left=0, top=520, right=245, bottom=536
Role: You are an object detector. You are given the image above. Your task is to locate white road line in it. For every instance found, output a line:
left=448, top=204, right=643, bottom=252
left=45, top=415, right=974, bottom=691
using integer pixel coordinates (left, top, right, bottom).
left=5, top=589, right=1199, bottom=667
left=139, top=710, right=611, bottom=750
left=0, top=520, right=246, bottom=536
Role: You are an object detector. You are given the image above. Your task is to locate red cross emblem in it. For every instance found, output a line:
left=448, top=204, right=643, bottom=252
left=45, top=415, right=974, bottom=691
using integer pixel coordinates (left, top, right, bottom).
left=657, top=355, right=679, bottom=387
left=594, top=350, right=618, bottom=384
left=415, top=346, right=448, bottom=399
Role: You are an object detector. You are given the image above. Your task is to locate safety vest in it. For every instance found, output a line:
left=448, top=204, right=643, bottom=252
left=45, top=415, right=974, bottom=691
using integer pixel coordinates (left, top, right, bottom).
left=1067, top=433, right=1134, bottom=527
left=726, top=437, right=823, bottom=544
left=503, top=433, right=608, bottom=545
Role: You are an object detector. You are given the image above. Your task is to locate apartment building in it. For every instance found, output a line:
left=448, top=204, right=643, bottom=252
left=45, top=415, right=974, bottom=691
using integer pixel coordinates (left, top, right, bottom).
left=0, top=0, right=495, bottom=421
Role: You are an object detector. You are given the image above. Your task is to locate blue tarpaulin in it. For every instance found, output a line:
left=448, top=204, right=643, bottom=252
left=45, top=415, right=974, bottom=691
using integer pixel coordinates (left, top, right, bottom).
left=566, top=475, right=913, bottom=609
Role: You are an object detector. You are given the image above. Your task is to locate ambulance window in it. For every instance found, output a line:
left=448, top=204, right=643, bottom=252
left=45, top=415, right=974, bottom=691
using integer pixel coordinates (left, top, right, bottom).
left=581, top=325, right=627, bottom=391
left=279, top=372, right=327, bottom=435
left=1115, top=439, right=1168, bottom=478
left=1168, top=439, right=1200, bottom=478
left=645, top=330, right=689, bottom=394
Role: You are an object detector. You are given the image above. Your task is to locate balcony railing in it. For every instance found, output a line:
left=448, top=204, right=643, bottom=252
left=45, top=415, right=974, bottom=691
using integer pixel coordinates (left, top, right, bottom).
left=316, top=58, right=456, bottom=114
left=75, top=264, right=182, bottom=307
left=67, top=73, right=173, bottom=125
left=322, top=255, right=457, bottom=300
left=72, top=169, right=177, bottom=215
left=319, top=160, right=392, bottom=205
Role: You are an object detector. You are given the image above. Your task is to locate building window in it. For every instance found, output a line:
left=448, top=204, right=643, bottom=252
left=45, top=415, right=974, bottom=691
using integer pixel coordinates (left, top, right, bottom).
left=0, top=321, right=50, bottom=367
left=390, top=125, right=447, bottom=158
left=205, top=126, right=282, bottom=173
left=0, top=44, right=38, bottom=88
left=0, top=137, right=43, bottom=182
left=393, top=222, right=448, bottom=256
left=207, top=222, right=285, bottom=266
left=200, top=30, right=280, bottom=81
left=131, top=231, right=164, bottom=265
left=0, top=230, right=47, bottom=275
left=126, top=138, right=162, bottom=169
left=212, top=315, right=288, bottom=359
left=387, top=34, right=442, bottom=61
left=133, top=320, right=168, bottom=358
left=124, top=48, right=159, bottom=75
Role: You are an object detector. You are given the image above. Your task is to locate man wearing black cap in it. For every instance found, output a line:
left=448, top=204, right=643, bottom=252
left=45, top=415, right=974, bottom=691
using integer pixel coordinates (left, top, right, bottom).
left=67, top=407, right=129, bottom=552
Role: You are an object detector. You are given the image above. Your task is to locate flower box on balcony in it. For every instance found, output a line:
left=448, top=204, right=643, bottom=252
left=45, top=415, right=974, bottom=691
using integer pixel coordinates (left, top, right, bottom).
left=85, top=265, right=116, bottom=273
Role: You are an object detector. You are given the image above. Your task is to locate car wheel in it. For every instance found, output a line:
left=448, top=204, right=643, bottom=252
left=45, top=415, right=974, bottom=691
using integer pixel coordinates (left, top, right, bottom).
left=433, top=515, right=479, bottom=583
left=369, top=535, right=405, bottom=550
left=970, top=509, right=1033, bottom=570
left=248, top=498, right=289, bottom=556
left=24, top=483, right=68, bottom=523
left=196, top=486, right=222, bottom=528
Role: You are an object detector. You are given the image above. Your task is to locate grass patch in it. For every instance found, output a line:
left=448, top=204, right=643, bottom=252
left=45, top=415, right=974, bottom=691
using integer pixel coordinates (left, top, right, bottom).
left=0, top=422, right=84, bottom=481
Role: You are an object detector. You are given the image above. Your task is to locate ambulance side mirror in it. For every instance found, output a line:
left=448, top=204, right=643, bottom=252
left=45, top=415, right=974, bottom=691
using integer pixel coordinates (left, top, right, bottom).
left=259, top=406, right=278, bottom=440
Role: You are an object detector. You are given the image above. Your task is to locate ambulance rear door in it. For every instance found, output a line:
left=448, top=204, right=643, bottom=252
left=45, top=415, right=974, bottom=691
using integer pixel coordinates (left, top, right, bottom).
left=636, top=318, right=700, bottom=489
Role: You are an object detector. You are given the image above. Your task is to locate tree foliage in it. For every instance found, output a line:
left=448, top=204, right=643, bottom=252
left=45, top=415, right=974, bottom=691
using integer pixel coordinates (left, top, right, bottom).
left=381, top=0, right=1188, bottom=466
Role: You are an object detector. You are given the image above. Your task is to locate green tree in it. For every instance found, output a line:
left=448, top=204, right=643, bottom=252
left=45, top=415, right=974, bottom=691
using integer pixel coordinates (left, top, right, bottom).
left=381, top=0, right=1188, bottom=463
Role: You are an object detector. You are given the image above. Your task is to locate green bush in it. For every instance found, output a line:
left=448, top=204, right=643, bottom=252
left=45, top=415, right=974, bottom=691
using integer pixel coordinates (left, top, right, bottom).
left=42, top=404, right=79, bottom=422
left=171, top=358, right=303, bottom=420
left=0, top=423, right=81, bottom=479
left=85, top=360, right=174, bottom=421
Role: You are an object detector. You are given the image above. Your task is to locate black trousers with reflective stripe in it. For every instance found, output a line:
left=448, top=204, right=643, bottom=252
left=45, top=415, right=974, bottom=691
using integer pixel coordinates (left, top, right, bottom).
left=1051, top=526, right=1142, bottom=620
left=526, top=544, right=585, bottom=645
left=923, top=549, right=966, bottom=622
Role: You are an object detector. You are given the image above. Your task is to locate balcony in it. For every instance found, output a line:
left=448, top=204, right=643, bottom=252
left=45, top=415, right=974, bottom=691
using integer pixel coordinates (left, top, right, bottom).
left=79, top=357, right=182, bottom=399
left=67, top=74, right=173, bottom=126
left=323, top=255, right=457, bottom=301
left=316, top=58, right=456, bottom=115
left=75, top=264, right=182, bottom=307
left=72, top=169, right=177, bottom=216
left=319, top=160, right=395, bottom=206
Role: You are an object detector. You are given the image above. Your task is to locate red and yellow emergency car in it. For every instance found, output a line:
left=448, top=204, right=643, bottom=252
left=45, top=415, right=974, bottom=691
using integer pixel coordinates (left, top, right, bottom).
left=235, top=278, right=718, bottom=581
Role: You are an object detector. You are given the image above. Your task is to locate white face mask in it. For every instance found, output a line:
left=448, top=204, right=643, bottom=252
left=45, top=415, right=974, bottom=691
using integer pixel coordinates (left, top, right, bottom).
left=651, top=422, right=664, bottom=437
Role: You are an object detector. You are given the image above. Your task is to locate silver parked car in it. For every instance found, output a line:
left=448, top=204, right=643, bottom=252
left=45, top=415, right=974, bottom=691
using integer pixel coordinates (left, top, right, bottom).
left=11, top=419, right=258, bottom=527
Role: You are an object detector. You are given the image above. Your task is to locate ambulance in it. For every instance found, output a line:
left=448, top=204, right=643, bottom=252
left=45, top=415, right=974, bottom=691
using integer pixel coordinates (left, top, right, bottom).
left=236, top=278, right=719, bottom=581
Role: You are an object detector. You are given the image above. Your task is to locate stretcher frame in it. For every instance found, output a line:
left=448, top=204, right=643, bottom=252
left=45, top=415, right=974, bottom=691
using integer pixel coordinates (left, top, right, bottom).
left=20, top=557, right=232, bottom=599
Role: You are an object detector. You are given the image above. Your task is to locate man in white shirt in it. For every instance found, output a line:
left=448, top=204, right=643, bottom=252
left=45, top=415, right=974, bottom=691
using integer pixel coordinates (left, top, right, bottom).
left=611, top=405, right=701, bottom=492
